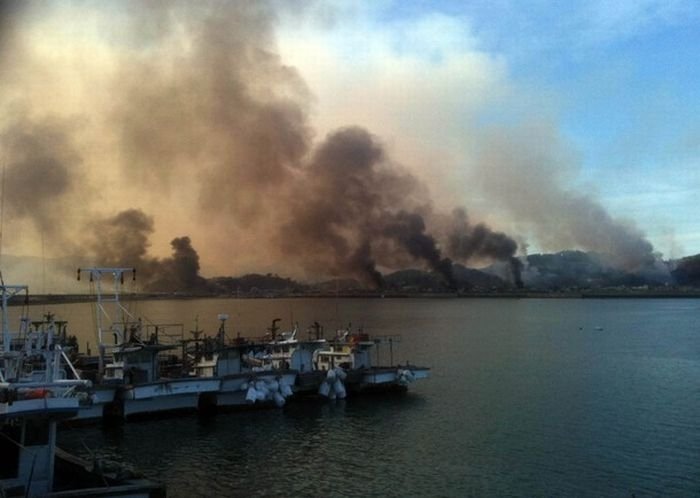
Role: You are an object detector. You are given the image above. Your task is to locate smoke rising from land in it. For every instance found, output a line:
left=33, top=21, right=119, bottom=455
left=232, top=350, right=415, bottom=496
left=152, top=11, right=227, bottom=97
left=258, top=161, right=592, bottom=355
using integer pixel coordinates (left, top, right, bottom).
left=445, top=208, right=522, bottom=286
left=0, top=2, right=661, bottom=291
left=87, top=209, right=206, bottom=291
left=474, top=124, right=657, bottom=271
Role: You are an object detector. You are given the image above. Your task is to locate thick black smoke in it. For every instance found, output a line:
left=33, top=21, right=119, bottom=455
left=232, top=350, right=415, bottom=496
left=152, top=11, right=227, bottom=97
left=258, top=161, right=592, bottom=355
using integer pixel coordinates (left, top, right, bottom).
left=88, top=209, right=153, bottom=269
left=383, top=211, right=455, bottom=287
left=88, top=209, right=206, bottom=292
left=445, top=208, right=522, bottom=286
left=163, top=236, right=205, bottom=290
left=275, top=127, right=476, bottom=287
left=348, top=241, right=385, bottom=289
left=1, top=2, right=525, bottom=289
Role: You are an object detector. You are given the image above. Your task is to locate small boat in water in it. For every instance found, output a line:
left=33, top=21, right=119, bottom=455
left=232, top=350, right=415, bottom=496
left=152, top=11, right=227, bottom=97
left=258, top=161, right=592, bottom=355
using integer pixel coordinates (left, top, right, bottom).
left=184, top=314, right=296, bottom=410
left=312, top=327, right=430, bottom=397
left=0, top=284, right=105, bottom=421
left=259, top=320, right=430, bottom=399
left=77, top=268, right=295, bottom=420
left=261, top=319, right=328, bottom=395
left=77, top=267, right=224, bottom=421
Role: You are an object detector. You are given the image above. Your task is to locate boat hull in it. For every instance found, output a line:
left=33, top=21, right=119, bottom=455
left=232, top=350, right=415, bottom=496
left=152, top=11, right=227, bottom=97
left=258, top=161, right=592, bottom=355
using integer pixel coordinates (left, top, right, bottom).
left=113, top=378, right=221, bottom=420
left=70, top=385, right=118, bottom=422
left=349, top=366, right=431, bottom=394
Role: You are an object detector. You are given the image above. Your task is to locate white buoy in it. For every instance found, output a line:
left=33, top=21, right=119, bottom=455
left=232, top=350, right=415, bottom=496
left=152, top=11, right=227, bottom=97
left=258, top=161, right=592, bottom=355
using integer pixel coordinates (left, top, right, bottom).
left=406, top=370, right=415, bottom=382
left=245, top=386, right=258, bottom=403
left=326, top=369, right=336, bottom=382
left=281, top=383, right=293, bottom=398
left=398, top=369, right=410, bottom=385
left=273, top=391, right=285, bottom=407
left=334, top=367, right=347, bottom=381
left=333, top=379, right=346, bottom=399
left=318, top=381, right=331, bottom=397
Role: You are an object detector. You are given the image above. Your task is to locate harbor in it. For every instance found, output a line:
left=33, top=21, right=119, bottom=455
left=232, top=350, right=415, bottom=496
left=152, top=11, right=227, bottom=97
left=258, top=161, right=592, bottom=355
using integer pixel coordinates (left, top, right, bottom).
left=51, top=296, right=700, bottom=497
left=3, top=1, right=700, bottom=496
left=0, top=277, right=432, bottom=496
left=2, top=282, right=700, bottom=496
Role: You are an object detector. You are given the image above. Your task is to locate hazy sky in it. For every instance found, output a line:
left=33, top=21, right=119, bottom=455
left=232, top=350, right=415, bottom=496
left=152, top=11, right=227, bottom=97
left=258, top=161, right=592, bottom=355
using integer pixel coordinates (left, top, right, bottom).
left=0, top=0, right=698, bottom=284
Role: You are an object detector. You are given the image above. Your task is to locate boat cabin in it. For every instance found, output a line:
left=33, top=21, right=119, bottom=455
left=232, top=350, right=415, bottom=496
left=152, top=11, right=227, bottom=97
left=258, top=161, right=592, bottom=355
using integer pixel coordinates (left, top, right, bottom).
left=103, top=344, right=175, bottom=385
left=313, top=332, right=375, bottom=372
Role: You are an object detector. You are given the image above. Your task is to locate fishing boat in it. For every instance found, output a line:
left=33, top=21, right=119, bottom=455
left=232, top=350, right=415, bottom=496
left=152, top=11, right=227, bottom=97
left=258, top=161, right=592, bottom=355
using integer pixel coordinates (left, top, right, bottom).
left=77, top=268, right=220, bottom=421
left=0, top=285, right=165, bottom=496
left=311, top=326, right=430, bottom=398
left=185, top=314, right=296, bottom=411
left=0, top=385, right=166, bottom=497
left=260, top=319, right=328, bottom=395
left=0, top=285, right=105, bottom=419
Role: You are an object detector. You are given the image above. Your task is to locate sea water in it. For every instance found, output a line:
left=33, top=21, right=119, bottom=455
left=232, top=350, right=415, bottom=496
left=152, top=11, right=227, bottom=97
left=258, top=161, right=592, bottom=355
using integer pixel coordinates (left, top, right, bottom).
left=34, top=297, right=700, bottom=497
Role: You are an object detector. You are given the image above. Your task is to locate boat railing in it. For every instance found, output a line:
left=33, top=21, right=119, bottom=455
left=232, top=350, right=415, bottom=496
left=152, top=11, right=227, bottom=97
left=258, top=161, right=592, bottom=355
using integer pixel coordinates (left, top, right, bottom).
left=369, top=334, right=402, bottom=367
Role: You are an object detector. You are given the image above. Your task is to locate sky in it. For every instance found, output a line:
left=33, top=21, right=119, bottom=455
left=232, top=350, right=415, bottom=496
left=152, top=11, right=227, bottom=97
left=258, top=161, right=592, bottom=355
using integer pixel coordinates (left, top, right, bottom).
left=0, top=0, right=698, bottom=288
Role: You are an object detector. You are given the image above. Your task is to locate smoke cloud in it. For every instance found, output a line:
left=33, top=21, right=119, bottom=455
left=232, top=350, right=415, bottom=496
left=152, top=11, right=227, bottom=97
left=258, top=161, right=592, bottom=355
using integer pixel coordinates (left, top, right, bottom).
left=474, top=123, right=657, bottom=272
left=0, top=2, right=659, bottom=292
left=382, top=210, right=455, bottom=287
left=0, top=111, right=82, bottom=247
left=87, top=209, right=206, bottom=292
left=444, top=207, right=522, bottom=286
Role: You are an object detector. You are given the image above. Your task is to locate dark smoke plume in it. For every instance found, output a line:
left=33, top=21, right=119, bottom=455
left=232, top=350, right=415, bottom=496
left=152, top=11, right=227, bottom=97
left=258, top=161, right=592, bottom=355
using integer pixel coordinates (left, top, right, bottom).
left=383, top=211, right=455, bottom=288
left=163, top=236, right=205, bottom=290
left=88, top=209, right=206, bottom=292
left=348, top=241, right=385, bottom=289
left=279, top=126, right=425, bottom=286
left=445, top=208, right=523, bottom=286
left=88, top=209, right=153, bottom=269
left=1, top=2, right=528, bottom=290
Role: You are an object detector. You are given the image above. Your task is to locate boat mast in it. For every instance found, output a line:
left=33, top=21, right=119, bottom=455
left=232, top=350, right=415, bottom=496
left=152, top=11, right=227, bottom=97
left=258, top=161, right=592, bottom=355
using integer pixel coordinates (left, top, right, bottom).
left=1, top=285, right=26, bottom=352
left=0, top=284, right=27, bottom=381
left=77, top=267, right=136, bottom=378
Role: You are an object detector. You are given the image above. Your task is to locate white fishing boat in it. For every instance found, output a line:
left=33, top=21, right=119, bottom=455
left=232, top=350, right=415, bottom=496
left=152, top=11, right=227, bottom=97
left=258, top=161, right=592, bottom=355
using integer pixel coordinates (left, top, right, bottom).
left=0, top=385, right=165, bottom=497
left=77, top=267, right=220, bottom=421
left=0, top=285, right=102, bottom=419
left=311, top=327, right=430, bottom=398
left=186, top=314, right=295, bottom=410
left=260, top=319, right=328, bottom=394
left=0, top=285, right=165, bottom=496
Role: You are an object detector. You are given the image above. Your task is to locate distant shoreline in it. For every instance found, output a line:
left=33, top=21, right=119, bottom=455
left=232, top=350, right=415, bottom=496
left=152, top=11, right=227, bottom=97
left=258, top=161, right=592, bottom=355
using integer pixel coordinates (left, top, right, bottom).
left=10, top=289, right=700, bottom=306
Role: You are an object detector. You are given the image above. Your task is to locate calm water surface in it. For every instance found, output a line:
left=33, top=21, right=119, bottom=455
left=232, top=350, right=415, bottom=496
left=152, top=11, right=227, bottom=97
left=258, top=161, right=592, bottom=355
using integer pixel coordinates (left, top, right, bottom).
left=24, top=297, right=700, bottom=497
